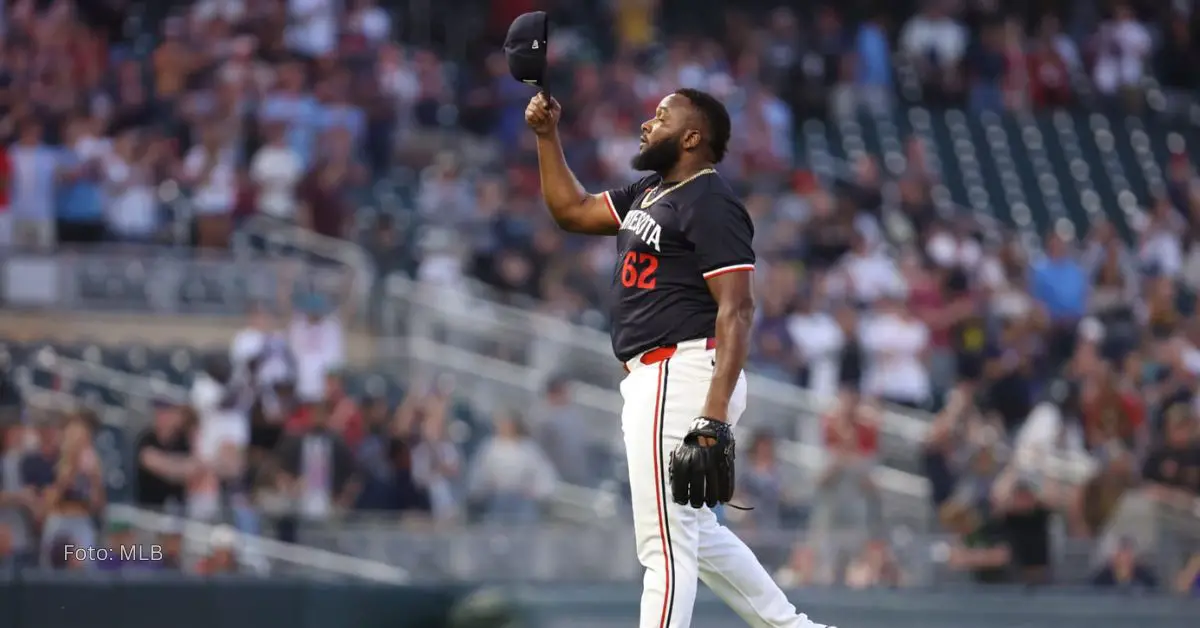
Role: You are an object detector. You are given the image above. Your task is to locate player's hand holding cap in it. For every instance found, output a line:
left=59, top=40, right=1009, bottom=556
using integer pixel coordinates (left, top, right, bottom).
left=503, top=11, right=550, bottom=88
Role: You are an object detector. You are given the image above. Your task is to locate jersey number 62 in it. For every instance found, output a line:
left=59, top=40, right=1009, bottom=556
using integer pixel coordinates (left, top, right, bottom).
left=620, top=252, right=659, bottom=289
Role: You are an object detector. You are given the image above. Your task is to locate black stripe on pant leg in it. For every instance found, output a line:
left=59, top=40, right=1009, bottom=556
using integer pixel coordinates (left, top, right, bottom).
left=658, top=358, right=676, bottom=627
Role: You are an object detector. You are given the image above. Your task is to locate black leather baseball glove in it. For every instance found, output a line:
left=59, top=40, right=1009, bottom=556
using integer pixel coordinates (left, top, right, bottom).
left=669, top=417, right=736, bottom=509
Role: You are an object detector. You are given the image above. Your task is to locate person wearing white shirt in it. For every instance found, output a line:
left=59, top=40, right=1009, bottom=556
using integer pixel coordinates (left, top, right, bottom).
left=348, top=0, right=391, bottom=45
left=182, top=125, right=237, bottom=248
left=786, top=298, right=845, bottom=399
left=1137, top=201, right=1185, bottom=279
left=230, top=304, right=294, bottom=387
left=859, top=291, right=932, bottom=409
left=900, top=5, right=968, bottom=68
left=250, top=123, right=303, bottom=221
left=278, top=264, right=356, bottom=404
left=102, top=130, right=160, bottom=242
left=841, top=235, right=903, bottom=305
left=1092, top=4, right=1152, bottom=95
left=287, top=0, right=337, bottom=58
left=189, top=355, right=251, bottom=520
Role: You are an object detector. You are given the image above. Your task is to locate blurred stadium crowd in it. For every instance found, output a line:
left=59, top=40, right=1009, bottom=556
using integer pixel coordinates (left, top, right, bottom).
left=0, top=0, right=1198, bottom=599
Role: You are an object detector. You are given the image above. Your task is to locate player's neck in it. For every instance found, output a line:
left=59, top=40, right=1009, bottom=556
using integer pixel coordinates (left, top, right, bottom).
left=659, top=160, right=713, bottom=184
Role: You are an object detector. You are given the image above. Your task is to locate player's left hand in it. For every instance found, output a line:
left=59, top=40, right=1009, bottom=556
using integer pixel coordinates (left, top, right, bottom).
left=669, top=417, right=736, bottom=509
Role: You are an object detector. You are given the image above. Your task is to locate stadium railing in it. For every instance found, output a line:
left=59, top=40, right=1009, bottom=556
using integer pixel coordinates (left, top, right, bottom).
left=378, top=335, right=934, bottom=528
left=0, top=245, right=372, bottom=321
left=105, top=503, right=411, bottom=583
left=378, top=276, right=1095, bottom=485
left=293, top=513, right=1122, bottom=586
left=232, top=216, right=375, bottom=307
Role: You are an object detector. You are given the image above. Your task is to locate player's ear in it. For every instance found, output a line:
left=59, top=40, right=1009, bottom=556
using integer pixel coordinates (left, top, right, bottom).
left=681, top=129, right=702, bottom=151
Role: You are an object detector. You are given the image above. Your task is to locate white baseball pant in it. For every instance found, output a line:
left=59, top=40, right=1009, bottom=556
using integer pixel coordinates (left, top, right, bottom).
left=620, top=338, right=830, bottom=628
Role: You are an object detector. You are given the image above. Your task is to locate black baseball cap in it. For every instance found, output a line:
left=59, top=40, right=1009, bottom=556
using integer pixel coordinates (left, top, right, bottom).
left=503, top=11, right=549, bottom=88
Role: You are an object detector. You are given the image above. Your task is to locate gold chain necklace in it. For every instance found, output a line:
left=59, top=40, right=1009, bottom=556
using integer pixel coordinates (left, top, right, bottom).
left=639, top=168, right=716, bottom=209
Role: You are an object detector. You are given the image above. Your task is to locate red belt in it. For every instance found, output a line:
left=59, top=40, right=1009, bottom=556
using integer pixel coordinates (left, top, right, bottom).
left=624, top=338, right=716, bottom=372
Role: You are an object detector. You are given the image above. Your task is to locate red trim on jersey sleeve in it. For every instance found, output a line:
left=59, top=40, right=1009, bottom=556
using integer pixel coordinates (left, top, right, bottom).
left=701, top=263, right=755, bottom=280
left=602, top=191, right=623, bottom=226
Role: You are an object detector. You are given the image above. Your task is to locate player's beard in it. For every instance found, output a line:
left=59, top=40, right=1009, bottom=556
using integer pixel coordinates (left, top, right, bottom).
left=631, top=131, right=683, bottom=175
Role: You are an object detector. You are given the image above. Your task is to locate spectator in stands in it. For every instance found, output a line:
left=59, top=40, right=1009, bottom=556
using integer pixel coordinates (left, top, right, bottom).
left=10, top=119, right=58, bottom=250
left=134, top=400, right=195, bottom=510
left=0, top=425, right=35, bottom=562
left=1077, top=362, right=1146, bottom=454
left=190, top=354, right=250, bottom=521
left=34, top=414, right=105, bottom=568
left=943, top=438, right=1004, bottom=524
left=1141, top=404, right=1200, bottom=504
left=946, top=265, right=988, bottom=397
left=774, top=543, right=831, bottom=588
left=250, top=120, right=304, bottom=224
left=55, top=114, right=108, bottom=245
left=1028, top=15, right=1074, bottom=110
left=923, top=387, right=971, bottom=510
left=353, top=394, right=409, bottom=511
left=991, top=477, right=1054, bottom=585
left=181, top=123, right=238, bottom=249
left=100, top=127, right=162, bottom=245
left=785, top=285, right=844, bottom=397
left=1091, top=3, right=1152, bottom=107
left=811, top=390, right=882, bottom=563
left=324, top=372, right=364, bottom=451
left=847, top=12, right=893, bottom=117
left=1155, top=10, right=1200, bottom=112
left=0, top=522, right=26, bottom=574
left=195, top=524, right=240, bottom=576
left=1177, top=552, right=1200, bottom=596
left=1091, top=537, right=1158, bottom=590
left=1139, top=199, right=1185, bottom=279
left=364, top=213, right=414, bottom=278
left=751, top=283, right=801, bottom=384
left=298, top=128, right=359, bottom=239
left=844, top=538, right=904, bottom=589
left=1078, top=446, right=1140, bottom=538
left=841, top=231, right=902, bottom=305
left=899, top=0, right=967, bottom=104
left=96, top=520, right=151, bottom=572
left=965, top=18, right=1008, bottom=113
left=941, top=499, right=1012, bottom=584
left=467, top=411, right=557, bottom=524
left=781, top=6, right=846, bottom=122
left=158, top=526, right=184, bottom=571
left=532, top=378, right=591, bottom=487
left=230, top=303, right=292, bottom=384
left=860, top=290, right=932, bottom=410
left=735, top=431, right=786, bottom=531
left=982, top=315, right=1039, bottom=435
left=1031, top=233, right=1088, bottom=367
left=411, top=406, right=463, bottom=521
left=279, top=263, right=354, bottom=405
left=275, top=403, right=362, bottom=521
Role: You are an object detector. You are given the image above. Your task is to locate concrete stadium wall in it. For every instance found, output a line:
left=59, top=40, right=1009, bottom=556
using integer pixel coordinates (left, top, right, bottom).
left=2, top=574, right=1196, bottom=628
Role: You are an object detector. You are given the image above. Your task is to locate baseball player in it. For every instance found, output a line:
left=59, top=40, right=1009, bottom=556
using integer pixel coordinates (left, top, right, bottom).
left=525, top=89, right=831, bottom=628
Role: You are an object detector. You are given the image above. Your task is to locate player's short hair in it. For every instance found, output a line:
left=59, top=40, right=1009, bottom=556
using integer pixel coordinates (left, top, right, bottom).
left=673, top=88, right=731, bottom=164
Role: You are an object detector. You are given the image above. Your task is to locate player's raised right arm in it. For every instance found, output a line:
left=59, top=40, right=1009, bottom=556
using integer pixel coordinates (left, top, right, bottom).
left=526, top=93, right=622, bottom=235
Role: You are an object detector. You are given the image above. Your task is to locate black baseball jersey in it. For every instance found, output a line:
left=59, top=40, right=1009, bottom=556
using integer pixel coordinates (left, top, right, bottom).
left=601, top=170, right=756, bottom=362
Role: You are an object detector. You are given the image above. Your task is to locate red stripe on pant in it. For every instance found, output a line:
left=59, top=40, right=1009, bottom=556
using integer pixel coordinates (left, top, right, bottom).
left=652, top=360, right=675, bottom=628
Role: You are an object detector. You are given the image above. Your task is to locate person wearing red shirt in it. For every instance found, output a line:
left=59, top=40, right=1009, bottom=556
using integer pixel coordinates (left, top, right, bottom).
left=324, top=372, right=364, bottom=451
left=822, top=391, right=881, bottom=459
left=1079, top=368, right=1146, bottom=452
left=1027, top=38, right=1072, bottom=109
